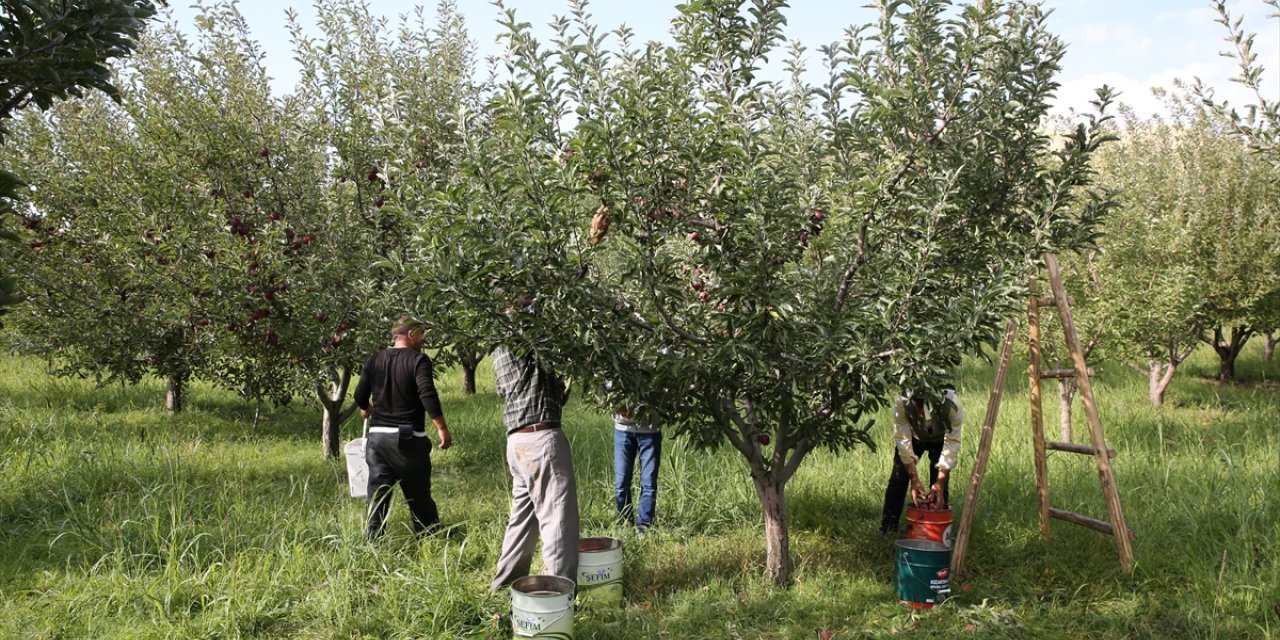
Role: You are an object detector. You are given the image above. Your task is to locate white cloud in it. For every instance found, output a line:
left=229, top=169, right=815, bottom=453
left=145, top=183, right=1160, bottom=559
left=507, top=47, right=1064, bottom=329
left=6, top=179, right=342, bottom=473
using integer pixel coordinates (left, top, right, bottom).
left=1052, top=56, right=1273, bottom=120
left=1052, top=0, right=1280, bottom=120
left=1154, top=6, right=1219, bottom=29
left=1074, top=23, right=1154, bottom=56
left=1052, top=71, right=1157, bottom=118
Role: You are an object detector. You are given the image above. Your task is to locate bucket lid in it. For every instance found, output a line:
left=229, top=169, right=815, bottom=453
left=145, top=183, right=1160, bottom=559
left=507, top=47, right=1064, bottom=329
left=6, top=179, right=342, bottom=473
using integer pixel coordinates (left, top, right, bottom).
left=511, top=574, right=575, bottom=597
left=578, top=537, right=622, bottom=553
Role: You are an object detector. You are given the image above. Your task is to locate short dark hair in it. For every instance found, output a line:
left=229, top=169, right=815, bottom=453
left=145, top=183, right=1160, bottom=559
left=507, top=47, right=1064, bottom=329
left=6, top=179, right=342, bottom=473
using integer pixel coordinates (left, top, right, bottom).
left=391, top=317, right=421, bottom=338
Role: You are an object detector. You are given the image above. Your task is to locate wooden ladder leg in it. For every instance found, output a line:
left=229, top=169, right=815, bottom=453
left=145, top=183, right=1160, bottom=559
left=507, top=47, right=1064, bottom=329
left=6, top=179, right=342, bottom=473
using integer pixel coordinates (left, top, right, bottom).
left=1044, top=253, right=1135, bottom=572
left=1028, top=283, right=1051, bottom=538
left=951, top=318, right=1019, bottom=575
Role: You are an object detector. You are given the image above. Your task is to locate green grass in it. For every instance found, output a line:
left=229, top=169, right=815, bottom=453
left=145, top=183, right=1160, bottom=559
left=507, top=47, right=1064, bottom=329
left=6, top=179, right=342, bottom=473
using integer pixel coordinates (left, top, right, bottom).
left=0, top=343, right=1277, bottom=639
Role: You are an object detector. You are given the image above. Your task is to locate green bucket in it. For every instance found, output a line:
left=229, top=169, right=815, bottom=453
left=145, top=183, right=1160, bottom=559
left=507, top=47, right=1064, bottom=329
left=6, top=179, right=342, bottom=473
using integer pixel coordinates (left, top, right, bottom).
left=894, top=539, right=951, bottom=608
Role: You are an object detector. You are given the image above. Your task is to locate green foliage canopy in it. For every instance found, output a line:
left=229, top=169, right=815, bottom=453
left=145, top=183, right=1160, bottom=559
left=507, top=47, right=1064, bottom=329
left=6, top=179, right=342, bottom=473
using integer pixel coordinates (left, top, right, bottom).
left=0, top=0, right=165, bottom=320
left=406, top=0, right=1114, bottom=583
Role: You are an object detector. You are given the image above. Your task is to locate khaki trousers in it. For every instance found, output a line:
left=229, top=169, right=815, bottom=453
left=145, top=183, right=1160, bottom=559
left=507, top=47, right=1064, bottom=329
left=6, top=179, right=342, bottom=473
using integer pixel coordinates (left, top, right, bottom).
left=490, top=428, right=580, bottom=590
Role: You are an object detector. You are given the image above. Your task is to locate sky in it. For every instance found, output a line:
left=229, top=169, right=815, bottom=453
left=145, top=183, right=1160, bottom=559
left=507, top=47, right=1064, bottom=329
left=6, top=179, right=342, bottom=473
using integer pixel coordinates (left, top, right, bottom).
left=163, top=0, right=1280, bottom=119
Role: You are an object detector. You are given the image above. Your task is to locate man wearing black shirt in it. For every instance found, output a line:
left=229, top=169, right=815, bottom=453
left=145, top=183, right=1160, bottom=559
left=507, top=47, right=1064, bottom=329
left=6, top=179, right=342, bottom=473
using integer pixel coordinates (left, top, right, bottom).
left=355, top=319, right=453, bottom=539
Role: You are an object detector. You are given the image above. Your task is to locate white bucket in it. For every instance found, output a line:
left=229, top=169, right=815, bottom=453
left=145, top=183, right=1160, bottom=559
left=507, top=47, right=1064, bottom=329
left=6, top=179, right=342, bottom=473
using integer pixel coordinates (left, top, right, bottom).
left=577, top=537, right=623, bottom=606
left=344, top=437, right=368, bottom=498
left=510, top=575, right=575, bottom=639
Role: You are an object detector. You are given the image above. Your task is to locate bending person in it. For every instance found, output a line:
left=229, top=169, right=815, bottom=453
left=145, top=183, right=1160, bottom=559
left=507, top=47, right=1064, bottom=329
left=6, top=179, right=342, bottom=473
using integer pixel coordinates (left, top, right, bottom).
left=879, top=387, right=963, bottom=537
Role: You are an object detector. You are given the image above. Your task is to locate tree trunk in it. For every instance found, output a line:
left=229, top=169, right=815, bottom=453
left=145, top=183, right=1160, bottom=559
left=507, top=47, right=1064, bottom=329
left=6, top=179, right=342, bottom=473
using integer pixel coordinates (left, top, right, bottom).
left=1265, top=332, right=1276, bottom=363
left=1057, top=379, right=1075, bottom=442
left=458, top=347, right=481, bottom=395
left=461, top=361, right=477, bottom=395
left=1218, top=351, right=1236, bottom=382
left=1209, top=326, right=1252, bottom=382
left=718, top=395, right=813, bottom=588
left=753, top=475, right=791, bottom=586
left=317, top=365, right=356, bottom=460
left=165, top=373, right=185, bottom=414
left=1148, top=360, right=1178, bottom=407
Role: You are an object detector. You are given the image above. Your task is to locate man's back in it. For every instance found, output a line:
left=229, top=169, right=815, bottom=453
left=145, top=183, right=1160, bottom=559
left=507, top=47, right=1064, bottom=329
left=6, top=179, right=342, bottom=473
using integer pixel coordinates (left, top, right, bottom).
left=493, top=346, right=565, bottom=432
left=356, top=347, right=443, bottom=429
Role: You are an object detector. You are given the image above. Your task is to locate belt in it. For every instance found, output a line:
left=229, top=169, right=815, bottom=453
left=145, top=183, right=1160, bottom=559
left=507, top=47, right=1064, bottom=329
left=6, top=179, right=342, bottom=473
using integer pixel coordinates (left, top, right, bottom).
left=368, top=426, right=429, bottom=438
left=512, top=421, right=560, bottom=434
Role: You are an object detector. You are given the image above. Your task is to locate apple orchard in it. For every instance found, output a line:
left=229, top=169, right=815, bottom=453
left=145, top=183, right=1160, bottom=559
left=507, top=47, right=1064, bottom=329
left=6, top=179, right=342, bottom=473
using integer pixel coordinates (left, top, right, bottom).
left=8, top=0, right=1277, bottom=587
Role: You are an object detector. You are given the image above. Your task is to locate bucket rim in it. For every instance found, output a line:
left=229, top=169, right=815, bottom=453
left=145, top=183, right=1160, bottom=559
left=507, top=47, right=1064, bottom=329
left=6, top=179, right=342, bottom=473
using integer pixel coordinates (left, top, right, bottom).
left=894, top=538, right=950, bottom=552
left=511, top=574, right=576, bottom=597
left=578, top=536, right=623, bottom=552
left=905, top=505, right=952, bottom=515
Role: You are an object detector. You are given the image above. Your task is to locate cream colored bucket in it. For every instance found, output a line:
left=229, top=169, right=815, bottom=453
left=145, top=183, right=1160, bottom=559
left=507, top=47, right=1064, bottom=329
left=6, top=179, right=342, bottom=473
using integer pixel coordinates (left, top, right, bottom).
left=510, top=575, right=575, bottom=639
left=343, top=437, right=367, bottom=498
left=576, top=537, right=623, bottom=606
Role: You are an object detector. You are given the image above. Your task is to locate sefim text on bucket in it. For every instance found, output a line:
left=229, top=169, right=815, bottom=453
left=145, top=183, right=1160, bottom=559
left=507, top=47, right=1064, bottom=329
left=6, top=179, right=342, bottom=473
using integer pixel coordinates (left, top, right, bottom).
left=577, top=537, right=623, bottom=606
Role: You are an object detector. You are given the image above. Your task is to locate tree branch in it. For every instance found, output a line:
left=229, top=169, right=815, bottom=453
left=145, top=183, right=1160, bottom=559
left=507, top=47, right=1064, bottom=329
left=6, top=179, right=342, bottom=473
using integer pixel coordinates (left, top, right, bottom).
left=313, top=382, right=332, bottom=410
left=718, top=396, right=754, bottom=459
left=781, top=437, right=814, bottom=482
left=641, top=244, right=708, bottom=344
left=0, top=90, right=32, bottom=119
left=832, top=215, right=872, bottom=314
left=685, top=217, right=723, bottom=231
left=337, top=402, right=359, bottom=426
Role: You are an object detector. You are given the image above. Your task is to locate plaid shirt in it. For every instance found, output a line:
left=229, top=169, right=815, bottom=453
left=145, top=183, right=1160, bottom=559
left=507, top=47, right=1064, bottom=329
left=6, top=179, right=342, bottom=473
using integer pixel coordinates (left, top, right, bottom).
left=493, top=346, right=566, bottom=433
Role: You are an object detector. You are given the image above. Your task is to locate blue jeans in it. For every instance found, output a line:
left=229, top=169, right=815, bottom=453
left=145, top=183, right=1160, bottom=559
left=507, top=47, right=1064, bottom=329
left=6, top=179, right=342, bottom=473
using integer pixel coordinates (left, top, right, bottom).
left=614, top=429, right=662, bottom=528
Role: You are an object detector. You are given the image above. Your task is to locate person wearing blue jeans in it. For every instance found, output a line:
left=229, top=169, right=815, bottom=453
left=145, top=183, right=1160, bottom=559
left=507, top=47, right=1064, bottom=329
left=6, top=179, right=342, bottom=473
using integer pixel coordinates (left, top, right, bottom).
left=613, top=411, right=661, bottom=532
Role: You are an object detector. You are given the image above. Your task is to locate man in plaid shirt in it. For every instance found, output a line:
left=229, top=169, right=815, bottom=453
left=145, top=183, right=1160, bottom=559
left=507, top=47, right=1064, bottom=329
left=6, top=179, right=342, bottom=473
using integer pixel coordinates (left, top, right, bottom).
left=488, top=344, right=580, bottom=590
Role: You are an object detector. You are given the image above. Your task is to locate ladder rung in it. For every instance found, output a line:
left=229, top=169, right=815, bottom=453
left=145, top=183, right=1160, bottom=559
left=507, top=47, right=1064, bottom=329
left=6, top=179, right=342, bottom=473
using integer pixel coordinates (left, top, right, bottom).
left=1039, top=368, right=1094, bottom=379
left=1035, top=295, right=1075, bottom=307
left=1049, top=507, right=1136, bottom=540
left=1046, top=441, right=1117, bottom=458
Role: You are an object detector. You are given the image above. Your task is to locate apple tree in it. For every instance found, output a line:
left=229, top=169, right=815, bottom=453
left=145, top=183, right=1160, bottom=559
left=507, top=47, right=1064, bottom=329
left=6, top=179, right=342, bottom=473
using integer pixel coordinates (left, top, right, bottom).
left=407, top=0, right=1112, bottom=585
left=2, top=0, right=481, bottom=452
left=288, top=0, right=481, bottom=451
left=0, top=0, right=166, bottom=320
left=1080, top=100, right=1280, bottom=396
left=1194, top=0, right=1279, bottom=167
left=1195, top=0, right=1280, bottom=362
left=1, top=92, right=211, bottom=410
left=0, top=4, right=330, bottom=414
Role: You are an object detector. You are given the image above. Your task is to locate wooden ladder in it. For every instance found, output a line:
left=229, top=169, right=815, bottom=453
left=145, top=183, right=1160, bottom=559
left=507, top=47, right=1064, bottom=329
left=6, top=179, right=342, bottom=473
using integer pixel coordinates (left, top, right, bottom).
left=951, top=253, right=1134, bottom=574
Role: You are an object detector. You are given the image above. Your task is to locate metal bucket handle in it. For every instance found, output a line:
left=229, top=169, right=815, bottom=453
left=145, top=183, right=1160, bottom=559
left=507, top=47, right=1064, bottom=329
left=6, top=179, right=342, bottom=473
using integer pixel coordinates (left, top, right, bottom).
left=512, top=600, right=574, bottom=638
left=901, top=551, right=950, bottom=601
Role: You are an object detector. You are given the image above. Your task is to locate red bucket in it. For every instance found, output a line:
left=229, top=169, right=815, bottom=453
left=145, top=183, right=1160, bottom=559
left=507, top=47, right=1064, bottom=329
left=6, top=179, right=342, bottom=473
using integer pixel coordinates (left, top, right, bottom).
left=905, top=505, right=953, bottom=549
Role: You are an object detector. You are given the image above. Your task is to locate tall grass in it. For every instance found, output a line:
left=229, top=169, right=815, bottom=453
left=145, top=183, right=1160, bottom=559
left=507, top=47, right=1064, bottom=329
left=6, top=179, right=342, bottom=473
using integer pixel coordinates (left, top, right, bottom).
left=0, top=344, right=1276, bottom=639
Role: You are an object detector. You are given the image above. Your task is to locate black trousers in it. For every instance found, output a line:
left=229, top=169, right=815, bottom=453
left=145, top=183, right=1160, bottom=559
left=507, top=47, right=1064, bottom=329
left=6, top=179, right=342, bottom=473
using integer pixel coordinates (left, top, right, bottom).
left=880, top=438, right=948, bottom=531
left=366, top=432, right=438, bottom=538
